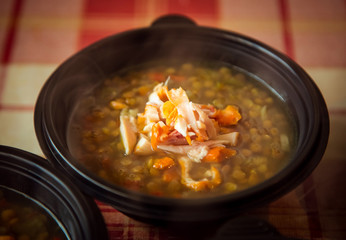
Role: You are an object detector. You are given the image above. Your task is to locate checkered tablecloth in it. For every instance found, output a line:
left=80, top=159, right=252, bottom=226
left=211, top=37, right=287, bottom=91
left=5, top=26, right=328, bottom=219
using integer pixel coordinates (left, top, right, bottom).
left=0, top=0, right=345, bottom=239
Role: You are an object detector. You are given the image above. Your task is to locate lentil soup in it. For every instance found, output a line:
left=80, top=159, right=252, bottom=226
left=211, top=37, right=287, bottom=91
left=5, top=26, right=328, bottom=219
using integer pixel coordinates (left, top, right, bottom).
left=0, top=187, right=68, bottom=240
left=67, top=63, right=296, bottom=198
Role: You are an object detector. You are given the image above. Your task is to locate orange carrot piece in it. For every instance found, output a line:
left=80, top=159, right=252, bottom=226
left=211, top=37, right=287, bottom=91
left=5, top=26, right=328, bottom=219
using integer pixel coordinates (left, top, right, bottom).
left=186, top=181, right=210, bottom=191
left=203, top=147, right=223, bottom=163
left=151, top=123, right=161, bottom=150
left=162, top=101, right=176, bottom=119
left=137, top=114, right=146, bottom=132
left=221, top=148, right=237, bottom=158
left=157, top=85, right=168, bottom=102
left=153, top=157, right=175, bottom=170
left=151, top=123, right=170, bottom=150
left=216, top=105, right=242, bottom=126
left=185, top=134, right=192, bottom=145
left=151, top=124, right=159, bottom=150
left=203, top=147, right=236, bottom=163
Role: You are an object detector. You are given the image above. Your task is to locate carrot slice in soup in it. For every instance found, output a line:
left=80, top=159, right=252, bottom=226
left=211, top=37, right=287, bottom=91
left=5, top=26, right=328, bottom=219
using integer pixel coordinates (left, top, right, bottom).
left=162, top=101, right=176, bottom=119
left=216, top=105, right=242, bottom=126
left=153, top=157, right=175, bottom=170
left=151, top=122, right=170, bottom=150
left=203, top=147, right=236, bottom=163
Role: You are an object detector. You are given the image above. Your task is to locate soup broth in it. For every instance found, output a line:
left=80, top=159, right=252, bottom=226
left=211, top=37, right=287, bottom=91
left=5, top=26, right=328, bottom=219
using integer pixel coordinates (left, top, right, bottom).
left=0, top=187, right=68, bottom=240
left=68, top=63, right=296, bottom=198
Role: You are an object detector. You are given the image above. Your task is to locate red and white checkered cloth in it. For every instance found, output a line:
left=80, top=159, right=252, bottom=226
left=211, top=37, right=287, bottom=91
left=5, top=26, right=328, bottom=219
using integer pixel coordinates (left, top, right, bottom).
left=0, top=0, right=345, bottom=239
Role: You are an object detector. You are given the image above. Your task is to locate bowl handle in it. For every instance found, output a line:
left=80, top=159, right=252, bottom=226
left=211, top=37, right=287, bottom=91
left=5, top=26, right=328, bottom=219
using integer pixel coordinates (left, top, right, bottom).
left=151, top=14, right=196, bottom=27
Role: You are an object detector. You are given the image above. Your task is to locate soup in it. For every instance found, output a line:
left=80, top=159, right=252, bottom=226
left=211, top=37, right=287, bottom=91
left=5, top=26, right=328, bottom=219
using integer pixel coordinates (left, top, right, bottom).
left=0, top=187, right=68, bottom=240
left=68, top=63, right=295, bottom=198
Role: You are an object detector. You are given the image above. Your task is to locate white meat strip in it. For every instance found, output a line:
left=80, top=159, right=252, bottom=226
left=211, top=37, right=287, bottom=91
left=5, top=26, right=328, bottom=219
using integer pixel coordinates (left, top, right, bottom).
left=157, top=139, right=229, bottom=162
left=192, top=103, right=217, bottom=139
left=134, top=134, right=154, bottom=155
left=215, top=132, right=240, bottom=146
left=120, top=114, right=137, bottom=155
left=176, top=102, right=207, bottom=140
left=148, top=83, right=164, bottom=106
left=143, top=104, right=160, bottom=124
left=187, top=145, right=209, bottom=163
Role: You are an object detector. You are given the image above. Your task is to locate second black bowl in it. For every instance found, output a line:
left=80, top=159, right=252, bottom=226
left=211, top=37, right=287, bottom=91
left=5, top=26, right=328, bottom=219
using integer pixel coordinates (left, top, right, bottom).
left=0, top=145, right=109, bottom=239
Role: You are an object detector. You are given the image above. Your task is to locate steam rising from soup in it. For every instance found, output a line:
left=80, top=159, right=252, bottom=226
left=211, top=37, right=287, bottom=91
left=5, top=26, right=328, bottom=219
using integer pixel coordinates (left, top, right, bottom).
left=67, top=62, right=295, bottom=198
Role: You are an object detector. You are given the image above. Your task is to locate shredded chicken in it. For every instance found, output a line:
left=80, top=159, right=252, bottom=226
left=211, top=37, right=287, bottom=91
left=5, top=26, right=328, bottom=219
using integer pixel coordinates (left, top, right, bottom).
left=120, top=113, right=137, bottom=155
left=118, top=78, right=242, bottom=192
left=215, top=132, right=240, bottom=147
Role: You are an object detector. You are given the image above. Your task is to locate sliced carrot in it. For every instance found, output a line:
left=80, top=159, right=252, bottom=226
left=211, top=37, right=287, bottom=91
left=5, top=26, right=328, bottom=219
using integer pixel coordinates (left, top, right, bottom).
left=203, top=147, right=236, bottom=163
left=186, top=181, right=210, bottom=191
left=151, top=123, right=169, bottom=150
left=157, top=85, right=168, bottom=102
left=153, top=157, right=175, bottom=170
left=162, top=101, right=176, bottom=119
left=137, top=114, right=146, bottom=132
left=216, top=105, right=242, bottom=126
left=151, top=123, right=160, bottom=150
left=221, top=147, right=237, bottom=158
left=185, top=134, right=192, bottom=145
left=166, top=108, right=178, bottom=126
left=195, top=129, right=208, bottom=142
left=203, top=147, right=223, bottom=162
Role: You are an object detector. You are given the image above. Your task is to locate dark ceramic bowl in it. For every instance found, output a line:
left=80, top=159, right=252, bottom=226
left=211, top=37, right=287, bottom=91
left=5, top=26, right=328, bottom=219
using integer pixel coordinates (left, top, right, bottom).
left=0, top=145, right=109, bottom=239
left=34, top=15, right=329, bottom=225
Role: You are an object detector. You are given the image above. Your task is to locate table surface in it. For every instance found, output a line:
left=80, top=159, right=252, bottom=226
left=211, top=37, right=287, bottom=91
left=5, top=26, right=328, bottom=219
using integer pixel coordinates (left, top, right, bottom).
left=0, top=0, right=345, bottom=239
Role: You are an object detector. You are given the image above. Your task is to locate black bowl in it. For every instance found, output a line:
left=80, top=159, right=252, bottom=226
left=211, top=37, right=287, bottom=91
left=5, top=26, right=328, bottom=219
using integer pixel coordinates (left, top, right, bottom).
left=0, top=145, right=109, bottom=239
left=34, top=15, right=329, bottom=224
